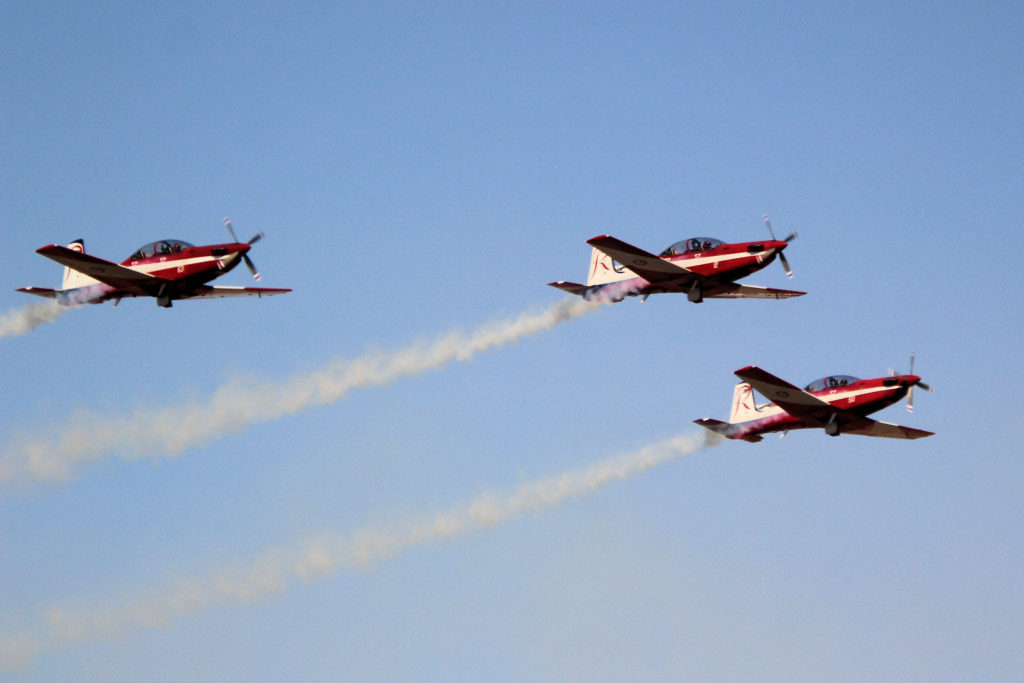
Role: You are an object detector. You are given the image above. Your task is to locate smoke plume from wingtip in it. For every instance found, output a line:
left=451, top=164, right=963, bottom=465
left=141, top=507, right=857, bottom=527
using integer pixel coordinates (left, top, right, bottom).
left=0, top=430, right=719, bottom=671
left=1, top=298, right=601, bottom=484
left=0, top=301, right=67, bottom=339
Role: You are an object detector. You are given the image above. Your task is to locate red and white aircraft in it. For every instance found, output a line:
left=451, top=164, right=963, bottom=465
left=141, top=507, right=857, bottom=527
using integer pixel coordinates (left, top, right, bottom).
left=17, top=219, right=291, bottom=308
left=695, top=357, right=934, bottom=441
left=549, top=217, right=804, bottom=303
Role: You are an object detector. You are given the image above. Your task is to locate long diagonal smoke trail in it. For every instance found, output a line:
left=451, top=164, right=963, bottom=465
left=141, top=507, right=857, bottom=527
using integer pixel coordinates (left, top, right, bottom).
left=1, top=299, right=600, bottom=484
left=0, top=301, right=68, bottom=339
left=0, top=430, right=721, bottom=671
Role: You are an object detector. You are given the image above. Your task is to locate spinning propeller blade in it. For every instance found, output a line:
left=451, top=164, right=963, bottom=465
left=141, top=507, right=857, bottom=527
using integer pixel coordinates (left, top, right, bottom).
left=763, top=215, right=797, bottom=278
left=223, top=218, right=265, bottom=280
left=242, top=254, right=260, bottom=280
left=223, top=217, right=239, bottom=243
left=906, top=351, right=933, bottom=412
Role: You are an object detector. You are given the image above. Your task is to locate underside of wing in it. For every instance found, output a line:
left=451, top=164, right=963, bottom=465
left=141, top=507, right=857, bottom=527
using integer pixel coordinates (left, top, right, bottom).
left=704, top=283, right=807, bottom=299
left=16, top=287, right=58, bottom=299
left=586, top=235, right=696, bottom=285
left=184, top=286, right=292, bottom=300
left=547, top=281, right=588, bottom=296
left=35, top=244, right=157, bottom=295
left=840, top=418, right=934, bottom=440
left=734, top=365, right=836, bottom=426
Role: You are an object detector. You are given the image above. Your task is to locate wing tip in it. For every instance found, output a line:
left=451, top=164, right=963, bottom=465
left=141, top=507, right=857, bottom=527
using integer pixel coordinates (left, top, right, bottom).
left=733, top=365, right=760, bottom=379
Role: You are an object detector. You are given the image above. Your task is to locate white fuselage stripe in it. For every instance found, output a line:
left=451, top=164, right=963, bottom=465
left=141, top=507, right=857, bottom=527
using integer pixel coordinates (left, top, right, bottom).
left=673, top=248, right=775, bottom=270
left=128, top=254, right=235, bottom=274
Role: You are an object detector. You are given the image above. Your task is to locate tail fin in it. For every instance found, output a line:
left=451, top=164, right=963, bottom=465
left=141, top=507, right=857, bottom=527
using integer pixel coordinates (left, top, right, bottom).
left=729, top=382, right=761, bottom=423
left=60, top=240, right=101, bottom=290
left=586, top=247, right=633, bottom=286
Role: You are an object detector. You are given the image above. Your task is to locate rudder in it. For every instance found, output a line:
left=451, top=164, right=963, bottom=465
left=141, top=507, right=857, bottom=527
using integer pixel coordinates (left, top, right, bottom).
left=586, top=247, right=633, bottom=286
left=729, top=382, right=761, bottom=423
left=60, top=240, right=101, bottom=290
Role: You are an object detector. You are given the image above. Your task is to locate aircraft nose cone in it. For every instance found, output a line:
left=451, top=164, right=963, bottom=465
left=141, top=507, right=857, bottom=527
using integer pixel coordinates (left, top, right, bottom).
left=903, top=374, right=922, bottom=385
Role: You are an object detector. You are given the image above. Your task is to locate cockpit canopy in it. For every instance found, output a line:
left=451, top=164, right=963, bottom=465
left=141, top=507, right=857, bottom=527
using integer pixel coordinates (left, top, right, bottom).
left=804, top=375, right=860, bottom=392
left=129, top=239, right=194, bottom=260
left=659, top=237, right=724, bottom=257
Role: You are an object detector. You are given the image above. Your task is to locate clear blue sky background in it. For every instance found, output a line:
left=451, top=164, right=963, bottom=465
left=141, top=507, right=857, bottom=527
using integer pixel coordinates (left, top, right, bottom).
left=3, top=1, right=1022, bottom=680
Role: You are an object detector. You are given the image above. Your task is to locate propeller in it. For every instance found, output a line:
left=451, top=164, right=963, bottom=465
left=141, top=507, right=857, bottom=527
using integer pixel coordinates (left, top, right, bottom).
left=763, top=215, right=797, bottom=279
left=906, top=351, right=933, bottom=413
left=223, top=217, right=265, bottom=280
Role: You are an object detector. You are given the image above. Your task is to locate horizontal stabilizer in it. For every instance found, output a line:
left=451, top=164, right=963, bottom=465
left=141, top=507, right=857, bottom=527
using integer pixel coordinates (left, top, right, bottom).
left=547, top=281, right=588, bottom=296
left=694, top=418, right=763, bottom=442
left=16, top=287, right=58, bottom=299
left=694, top=418, right=730, bottom=434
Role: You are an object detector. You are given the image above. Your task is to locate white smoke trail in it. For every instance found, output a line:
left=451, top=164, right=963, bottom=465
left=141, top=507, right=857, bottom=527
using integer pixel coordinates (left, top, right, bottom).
left=1, top=298, right=600, bottom=484
left=0, top=301, right=67, bottom=339
left=0, top=430, right=721, bottom=671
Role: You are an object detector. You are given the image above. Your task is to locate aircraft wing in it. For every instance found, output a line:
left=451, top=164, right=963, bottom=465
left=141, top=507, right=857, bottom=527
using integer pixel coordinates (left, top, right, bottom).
left=840, top=418, right=934, bottom=440
left=586, top=235, right=695, bottom=285
left=35, top=244, right=157, bottom=295
left=705, top=283, right=806, bottom=299
left=184, top=286, right=292, bottom=300
left=734, top=365, right=835, bottom=426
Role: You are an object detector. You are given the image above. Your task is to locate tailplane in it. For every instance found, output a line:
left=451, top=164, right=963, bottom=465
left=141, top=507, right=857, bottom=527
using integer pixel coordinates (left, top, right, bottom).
left=694, top=418, right=731, bottom=435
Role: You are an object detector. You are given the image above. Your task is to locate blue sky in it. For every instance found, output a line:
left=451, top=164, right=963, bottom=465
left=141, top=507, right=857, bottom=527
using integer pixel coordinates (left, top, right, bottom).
left=2, top=1, right=1022, bottom=680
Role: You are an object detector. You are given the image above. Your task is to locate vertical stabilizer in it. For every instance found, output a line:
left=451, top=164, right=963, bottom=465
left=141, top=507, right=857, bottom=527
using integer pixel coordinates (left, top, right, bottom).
left=60, top=240, right=101, bottom=290
left=729, top=382, right=761, bottom=423
left=586, top=247, right=634, bottom=286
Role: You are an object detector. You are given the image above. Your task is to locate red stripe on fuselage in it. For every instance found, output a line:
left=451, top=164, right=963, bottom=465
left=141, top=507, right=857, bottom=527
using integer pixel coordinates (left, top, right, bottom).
left=666, top=240, right=785, bottom=279
left=121, top=243, right=249, bottom=284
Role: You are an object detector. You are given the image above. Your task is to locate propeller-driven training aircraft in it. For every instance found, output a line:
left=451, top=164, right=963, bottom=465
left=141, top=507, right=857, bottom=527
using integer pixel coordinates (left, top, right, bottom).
left=695, top=355, right=934, bottom=441
left=549, top=216, right=804, bottom=303
left=17, top=219, right=290, bottom=308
